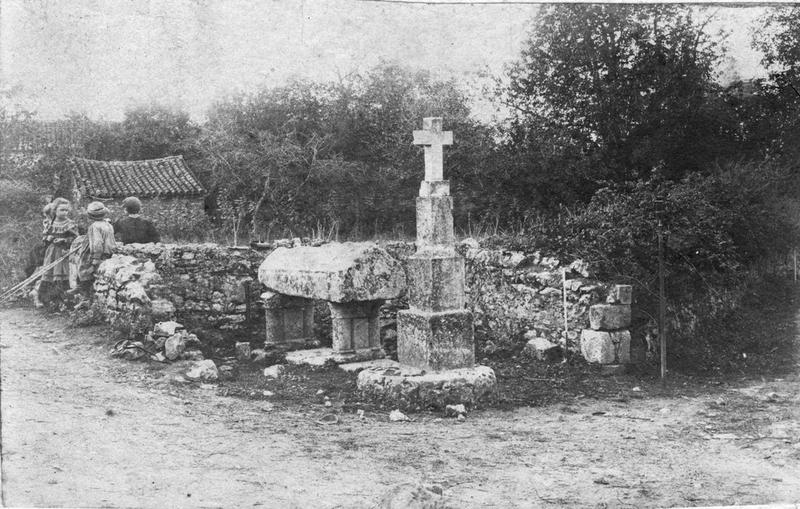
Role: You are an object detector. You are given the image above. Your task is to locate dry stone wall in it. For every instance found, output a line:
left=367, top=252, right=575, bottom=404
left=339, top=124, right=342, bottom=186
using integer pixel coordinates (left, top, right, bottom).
left=95, top=243, right=265, bottom=338
left=384, top=241, right=609, bottom=352
left=94, top=239, right=620, bottom=359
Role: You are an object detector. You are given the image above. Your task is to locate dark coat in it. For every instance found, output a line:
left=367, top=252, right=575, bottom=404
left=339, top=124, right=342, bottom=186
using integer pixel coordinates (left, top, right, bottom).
left=113, top=216, right=160, bottom=244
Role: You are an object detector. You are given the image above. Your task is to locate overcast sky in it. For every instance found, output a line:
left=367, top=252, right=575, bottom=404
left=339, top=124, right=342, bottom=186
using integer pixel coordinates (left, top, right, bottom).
left=0, top=0, right=769, bottom=122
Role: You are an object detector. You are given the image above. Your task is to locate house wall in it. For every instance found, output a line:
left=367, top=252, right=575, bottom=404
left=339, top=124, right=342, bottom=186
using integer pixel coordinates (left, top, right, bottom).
left=75, top=195, right=208, bottom=241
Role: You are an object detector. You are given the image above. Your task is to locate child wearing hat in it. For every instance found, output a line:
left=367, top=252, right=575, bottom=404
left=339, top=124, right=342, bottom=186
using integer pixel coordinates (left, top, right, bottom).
left=74, top=201, right=116, bottom=303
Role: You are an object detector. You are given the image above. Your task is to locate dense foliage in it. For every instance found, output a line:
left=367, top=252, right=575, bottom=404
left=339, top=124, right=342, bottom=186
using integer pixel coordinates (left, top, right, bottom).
left=497, top=5, right=743, bottom=208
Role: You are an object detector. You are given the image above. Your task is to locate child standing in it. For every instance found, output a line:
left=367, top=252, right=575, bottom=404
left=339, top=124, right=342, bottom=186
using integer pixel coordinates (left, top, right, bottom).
left=39, top=198, right=79, bottom=310
left=75, top=201, right=116, bottom=304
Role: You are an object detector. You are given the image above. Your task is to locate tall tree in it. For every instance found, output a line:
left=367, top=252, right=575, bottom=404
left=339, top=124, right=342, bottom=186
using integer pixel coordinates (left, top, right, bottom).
left=753, top=7, right=800, bottom=160
left=501, top=5, right=733, bottom=203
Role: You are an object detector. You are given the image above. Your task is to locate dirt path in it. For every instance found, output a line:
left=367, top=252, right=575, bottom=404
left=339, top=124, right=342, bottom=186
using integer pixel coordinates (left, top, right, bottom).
left=2, top=308, right=800, bottom=508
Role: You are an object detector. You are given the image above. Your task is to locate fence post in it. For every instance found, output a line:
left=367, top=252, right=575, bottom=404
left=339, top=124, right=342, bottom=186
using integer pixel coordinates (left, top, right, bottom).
left=562, top=268, right=569, bottom=349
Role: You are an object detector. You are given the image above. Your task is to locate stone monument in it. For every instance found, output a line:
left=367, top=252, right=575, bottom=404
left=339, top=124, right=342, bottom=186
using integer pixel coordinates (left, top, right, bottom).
left=398, top=117, right=474, bottom=370
left=357, top=117, right=496, bottom=409
left=257, top=242, right=406, bottom=365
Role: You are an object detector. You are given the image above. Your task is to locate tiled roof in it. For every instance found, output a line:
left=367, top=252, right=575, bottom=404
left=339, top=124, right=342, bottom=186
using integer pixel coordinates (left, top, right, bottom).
left=70, top=156, right=205, bottom=199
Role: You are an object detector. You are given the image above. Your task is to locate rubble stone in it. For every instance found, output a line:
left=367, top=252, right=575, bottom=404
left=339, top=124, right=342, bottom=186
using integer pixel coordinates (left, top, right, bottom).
left=523, top=334, right=562, bottom=361
left=164, top=333, right=187, bottom=361
left=262, top=365, right=285, bottom=378
left=154, top=321, right=184, bottom=337
left=235, top=341, right=251, bottom=361
left=184, top=360, right=218, bottom=381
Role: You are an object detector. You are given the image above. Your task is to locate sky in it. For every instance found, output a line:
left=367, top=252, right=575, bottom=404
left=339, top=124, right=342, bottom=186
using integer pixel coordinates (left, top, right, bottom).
left=0, top=0, right=770, bottom=122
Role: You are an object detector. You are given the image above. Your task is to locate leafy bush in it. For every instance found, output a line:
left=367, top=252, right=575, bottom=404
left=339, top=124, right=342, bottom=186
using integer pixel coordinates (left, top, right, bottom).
left=0, top=178, right=46, bottom=289
left=490, top=162, right=800, bottom=370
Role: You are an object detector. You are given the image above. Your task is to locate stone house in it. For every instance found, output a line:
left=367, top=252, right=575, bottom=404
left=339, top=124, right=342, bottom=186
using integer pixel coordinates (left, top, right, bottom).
left=66, top=155, right=207, bottom=238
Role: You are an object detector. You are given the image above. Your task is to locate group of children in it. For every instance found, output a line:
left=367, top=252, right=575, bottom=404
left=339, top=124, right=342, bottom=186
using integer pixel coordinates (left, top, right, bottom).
left=33, top=196, right=160, bottom=311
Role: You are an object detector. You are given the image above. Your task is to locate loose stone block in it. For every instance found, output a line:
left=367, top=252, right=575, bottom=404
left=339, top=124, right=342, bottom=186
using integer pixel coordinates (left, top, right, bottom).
left=415, top=195, right=455, bottom=249
left=357, top=365, right=496, bottom=410
left=285, top=347, right=384, bottom=366
left=235, top=341, right=251, bottom=361
left=397, top=309, right=475, bottom=371
left=523, top=335, right=562, bottom=362
left=405, top=254, right=465, bottom=311
left=600, top=364, right=628, bottom=376
left=606, top=284, right=633, bottom=305
left=589, top=304, right=631, bottom=330
left=261, top=291, right=314, bottom=349
left=257, top=242, right=405, bottom=303
left=580, top=329, right=631, bottom=364
left=329, top=300, right=384, bottom=358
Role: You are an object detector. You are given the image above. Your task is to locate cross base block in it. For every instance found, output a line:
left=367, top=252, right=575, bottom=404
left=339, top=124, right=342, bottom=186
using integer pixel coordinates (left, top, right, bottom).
left=397, top=309, right=475, bottom=371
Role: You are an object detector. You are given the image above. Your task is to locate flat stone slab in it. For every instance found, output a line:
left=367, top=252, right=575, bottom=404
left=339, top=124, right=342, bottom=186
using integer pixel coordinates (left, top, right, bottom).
left=600, top=364, right=628, bottom=376
left=357, top=365, right=496, bottom=410
left=339, top=358, right=400, bottom=373
left=285, top=347, right=385, bottom=367
left=258, top=242, right=406, bottom=303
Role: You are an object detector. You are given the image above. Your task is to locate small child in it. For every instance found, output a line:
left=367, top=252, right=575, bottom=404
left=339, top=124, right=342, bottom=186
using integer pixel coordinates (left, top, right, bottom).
left=75, top=201, right=116, bottom=305
left=28, top=202, right=55, bottom=307
left=39, top=198, right=79, bottom=310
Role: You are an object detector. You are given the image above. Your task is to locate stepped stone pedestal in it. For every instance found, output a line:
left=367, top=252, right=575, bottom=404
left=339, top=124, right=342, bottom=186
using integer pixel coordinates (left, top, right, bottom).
left=357, top=117, right=496, bottom=409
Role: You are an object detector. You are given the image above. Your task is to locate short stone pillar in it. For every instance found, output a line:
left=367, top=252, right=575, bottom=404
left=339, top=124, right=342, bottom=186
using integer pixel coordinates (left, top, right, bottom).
left=261, top=291, right=314, bottom=349
left=258, top=242, right=405, bottom=363
left=581, top=284, right=633, bottom=370
left=329, top=300, right=383, bottom=358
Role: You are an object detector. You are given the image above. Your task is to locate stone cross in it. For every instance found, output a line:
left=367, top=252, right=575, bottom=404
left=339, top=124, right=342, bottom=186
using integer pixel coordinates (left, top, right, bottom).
left=413, top=117, right=453, bottom=181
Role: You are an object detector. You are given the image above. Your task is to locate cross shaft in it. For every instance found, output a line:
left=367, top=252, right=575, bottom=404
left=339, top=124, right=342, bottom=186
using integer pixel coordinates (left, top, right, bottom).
left=413, top=117, right=453, bottom=181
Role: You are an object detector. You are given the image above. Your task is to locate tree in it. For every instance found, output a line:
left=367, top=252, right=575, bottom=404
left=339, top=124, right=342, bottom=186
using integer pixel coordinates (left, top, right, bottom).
left=752, top=7, right=800, bottom=160
left=501, top=5, right=735, bottom=204
left=196, top=65, right=496, bottom=240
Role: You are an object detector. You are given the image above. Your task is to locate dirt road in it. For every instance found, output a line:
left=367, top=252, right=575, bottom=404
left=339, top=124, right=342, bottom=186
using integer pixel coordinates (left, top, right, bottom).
left=2, top=308, right=800, bottom=508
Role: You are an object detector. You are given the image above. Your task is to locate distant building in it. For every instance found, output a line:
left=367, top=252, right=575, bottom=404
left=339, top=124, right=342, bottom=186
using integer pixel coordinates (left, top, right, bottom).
left=66, top=155, right=206, bottom=235
left=0, top=119, right=87, bottom=156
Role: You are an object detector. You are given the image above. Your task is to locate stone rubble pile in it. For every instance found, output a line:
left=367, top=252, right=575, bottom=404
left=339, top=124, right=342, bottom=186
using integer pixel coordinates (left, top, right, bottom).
left=94, top=254, right=174, bottom=339
left=111, top=320, right=204, bottom=363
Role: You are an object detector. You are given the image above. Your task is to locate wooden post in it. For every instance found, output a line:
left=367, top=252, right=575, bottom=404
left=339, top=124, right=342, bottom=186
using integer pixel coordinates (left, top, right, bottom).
left=654, top=198, right=667, bottom=383
left=562, top=268, right=569, bottom=349
left=658, top=223, right=667, bottom=382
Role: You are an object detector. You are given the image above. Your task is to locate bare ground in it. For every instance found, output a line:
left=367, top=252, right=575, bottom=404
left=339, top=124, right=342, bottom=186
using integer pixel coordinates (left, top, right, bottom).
left=2, top=307, right=800, bottom=508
